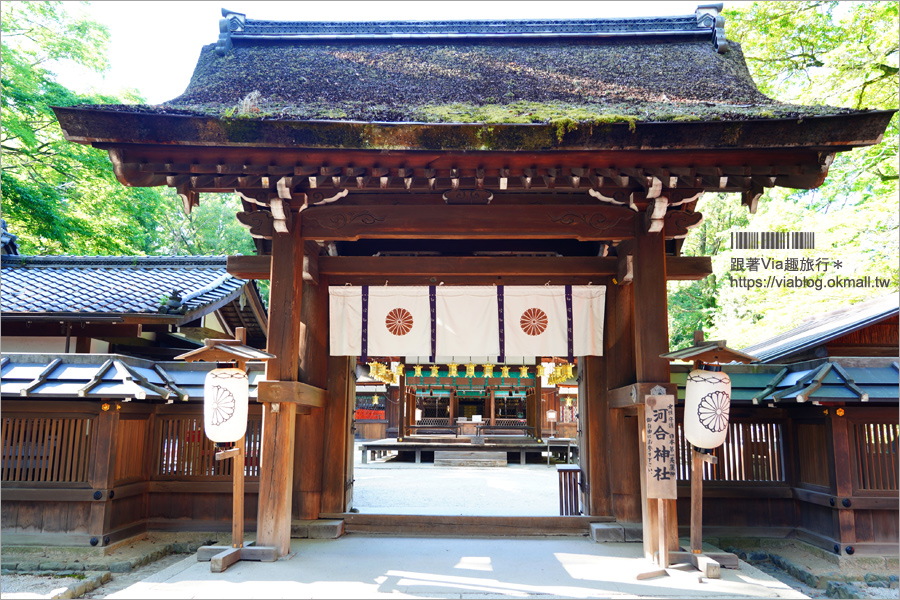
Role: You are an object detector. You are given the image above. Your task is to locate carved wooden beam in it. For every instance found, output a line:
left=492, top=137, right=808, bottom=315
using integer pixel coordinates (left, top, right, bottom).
left=663, top=210, right=704, bottom=239
left=236, top=210, right=276, bottom=240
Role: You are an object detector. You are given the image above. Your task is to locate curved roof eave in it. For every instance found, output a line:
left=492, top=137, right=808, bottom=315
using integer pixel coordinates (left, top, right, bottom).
left=53, top=106, right=895, bottom=153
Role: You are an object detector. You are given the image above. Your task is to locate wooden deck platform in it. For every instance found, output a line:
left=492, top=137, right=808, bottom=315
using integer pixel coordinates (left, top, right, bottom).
left=360, top=437, right=577, bottom=465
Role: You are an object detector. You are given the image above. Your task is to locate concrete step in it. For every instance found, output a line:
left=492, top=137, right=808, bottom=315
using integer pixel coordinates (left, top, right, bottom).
left=291, top=519, right=345, bottom=539
left=590, top=522, right=643, bottom=543
left=433, top=451, right=507, bottom=467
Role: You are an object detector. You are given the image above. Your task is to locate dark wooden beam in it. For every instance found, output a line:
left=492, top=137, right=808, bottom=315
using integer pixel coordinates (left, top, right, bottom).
left=256, top=381, right=325, bottom=407
left=299, top=204, right=636, bottom=241
left=228, top=255, right=712, bottom=282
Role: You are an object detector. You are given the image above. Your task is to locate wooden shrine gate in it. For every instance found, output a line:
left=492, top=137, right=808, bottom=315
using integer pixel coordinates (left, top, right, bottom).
left=226, top=224, right=696, bottom=560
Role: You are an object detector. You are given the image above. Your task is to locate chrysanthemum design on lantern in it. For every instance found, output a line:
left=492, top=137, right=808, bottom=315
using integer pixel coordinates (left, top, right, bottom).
left=209, top=385, right=236, bottom=425
left=385, top=308, right=413, bottom=336
left=697, top=390, right=730, bottom=433
left=520, top=307, right=548, bottom=336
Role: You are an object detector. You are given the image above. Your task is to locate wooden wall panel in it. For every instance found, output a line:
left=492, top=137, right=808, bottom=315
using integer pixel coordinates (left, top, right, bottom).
left=110, top=495, right=145, bottom=530
left=797, top=423, right=830, bottom=488
left=798, top=502, right=834, bottom=540
left=871, top=510, right=899, bottom=543
left=66, top=502, right=91, bottom=533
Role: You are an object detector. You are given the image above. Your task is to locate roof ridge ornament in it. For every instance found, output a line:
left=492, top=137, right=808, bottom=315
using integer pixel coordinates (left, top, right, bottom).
left=696, top=3, right=728, bottom=54
left=217, top=9, right=246, bottom=56
left=211, top=8, right=726, bottom=50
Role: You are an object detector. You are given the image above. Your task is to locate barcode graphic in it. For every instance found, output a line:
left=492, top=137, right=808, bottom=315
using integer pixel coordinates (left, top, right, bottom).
left=731, top=232, right=815, bottom=250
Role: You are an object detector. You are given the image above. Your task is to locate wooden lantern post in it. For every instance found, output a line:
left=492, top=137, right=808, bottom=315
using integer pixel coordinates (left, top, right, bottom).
left=660, top=332, right=757, bottom=578
left=175, top=328, right=278, bottom=572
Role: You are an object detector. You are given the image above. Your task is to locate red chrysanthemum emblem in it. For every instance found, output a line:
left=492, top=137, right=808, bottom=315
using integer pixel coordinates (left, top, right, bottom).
left=385, top=308, right=414, bottom=336
left=520, top=308, right=548, bottom=336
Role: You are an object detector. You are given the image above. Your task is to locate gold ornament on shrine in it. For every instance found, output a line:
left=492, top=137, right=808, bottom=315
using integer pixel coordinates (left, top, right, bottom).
left=536, top=364, right=545, bottom=377
left=447, top=363, right=459, bottom=377
left=465, top=362, right=476, bottom=378
left=519, top=365, right=529, bottom=378
left=413, top=364, right=423, bottom=377
left=564, top=363, right=575, bottom=379
left=395, top=363, right=404, bottom=378
left=500, top=365, right=510, bottom=378
left=482, top=364, right=495, bottom=378
left=430, top=364, right=440, bottom=377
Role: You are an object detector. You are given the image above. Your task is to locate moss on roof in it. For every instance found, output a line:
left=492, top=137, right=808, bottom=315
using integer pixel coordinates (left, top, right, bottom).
left=151, top=38, right=856, bottom=125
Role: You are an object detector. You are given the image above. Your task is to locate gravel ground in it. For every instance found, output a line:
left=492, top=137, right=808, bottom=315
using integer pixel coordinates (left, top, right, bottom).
left=0, top=573, right=85, bottom=598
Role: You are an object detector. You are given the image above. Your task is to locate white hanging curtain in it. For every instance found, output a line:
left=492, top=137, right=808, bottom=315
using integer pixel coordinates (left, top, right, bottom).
left=328, top=285, right=605, bottom=359
left=502, top=286, right=568, bottom=358
left=435, top=286, right=500, bottom=357
left=572, top=285, right=607, bottom=356
left=366, top=286, right=431, bottom=357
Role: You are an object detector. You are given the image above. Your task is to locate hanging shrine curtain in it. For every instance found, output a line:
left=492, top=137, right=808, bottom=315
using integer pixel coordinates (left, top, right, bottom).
left=329, top=285, right=605, bottom=360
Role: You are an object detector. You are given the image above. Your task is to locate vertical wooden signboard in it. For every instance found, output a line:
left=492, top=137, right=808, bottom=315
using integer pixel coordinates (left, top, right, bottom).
left=645, top=394, right=676, bottom=567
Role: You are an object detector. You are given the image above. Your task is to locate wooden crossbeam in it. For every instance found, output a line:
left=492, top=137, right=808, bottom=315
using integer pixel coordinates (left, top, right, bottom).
left=257, top=380, right=326, bottom=407
left=226, top=255, right=713, bottom=282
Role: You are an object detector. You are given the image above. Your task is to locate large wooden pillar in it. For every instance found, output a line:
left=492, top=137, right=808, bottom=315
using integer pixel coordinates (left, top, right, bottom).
left=606, top=280, right=641, bottom=523
left=294, top=264, right=329, bottom=520
left=578, top=355, right=613, bottom=516
left=257, top=223, right=304, bottom=556
left=632, top=223, right=678, bottom=559
left=321, top=354, right=354, bottom=514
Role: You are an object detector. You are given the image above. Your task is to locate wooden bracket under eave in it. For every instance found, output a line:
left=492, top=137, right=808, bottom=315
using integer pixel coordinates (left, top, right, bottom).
left=257, top=380, right=326, bottom=408
left=644, top=198, right=668, bottom=233
left=742, top=183, right=764, bottom=214
left=616, top=254, right=633, bottom=286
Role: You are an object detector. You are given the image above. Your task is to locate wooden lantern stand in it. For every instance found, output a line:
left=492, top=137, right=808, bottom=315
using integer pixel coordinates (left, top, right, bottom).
left=650, top=332, right=757, bottom=580
left=175, top=328, right=280, bottom=573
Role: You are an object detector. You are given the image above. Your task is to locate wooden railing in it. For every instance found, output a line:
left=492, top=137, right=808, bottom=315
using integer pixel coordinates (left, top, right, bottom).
left=676, top=420, right=786, bottom=482
left=1, top=416, right=94, bottom=483
left=496, top=418, right=526, bottom=427
left=416, top=417, right=450, bottom=426
left=853, top=422, right=898, bottom=492
left=154, top=415, right=262, bottom=479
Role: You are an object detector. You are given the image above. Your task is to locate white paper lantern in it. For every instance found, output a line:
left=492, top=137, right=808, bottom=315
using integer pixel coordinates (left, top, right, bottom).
left=204, top=368, right=249, bottom=443
left=684, top=366, right=731, bottom=449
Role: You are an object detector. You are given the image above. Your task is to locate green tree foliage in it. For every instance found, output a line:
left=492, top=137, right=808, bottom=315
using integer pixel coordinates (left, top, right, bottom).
left=1, top=1, right=167, bottom=254
left=668, top=1, right=899, bottom=350
left=2, top=2, right=256, bottom=258
left=157, top=193, right=256, bottom=256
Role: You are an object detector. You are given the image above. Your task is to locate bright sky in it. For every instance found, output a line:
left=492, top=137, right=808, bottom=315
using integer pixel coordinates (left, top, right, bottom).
left=58, top=1, right=735, bottom=104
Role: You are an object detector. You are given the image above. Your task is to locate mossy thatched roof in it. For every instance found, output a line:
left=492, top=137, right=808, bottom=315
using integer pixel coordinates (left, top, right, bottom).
left=156, top=36, right=854, bottom=124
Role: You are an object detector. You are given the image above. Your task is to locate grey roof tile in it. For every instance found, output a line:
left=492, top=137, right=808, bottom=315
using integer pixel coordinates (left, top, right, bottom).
left=1, top=255, right=247, bottom=319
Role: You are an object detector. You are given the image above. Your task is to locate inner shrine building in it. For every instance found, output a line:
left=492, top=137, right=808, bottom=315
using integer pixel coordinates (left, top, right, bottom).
left=50, top=5, right=895, bottom=558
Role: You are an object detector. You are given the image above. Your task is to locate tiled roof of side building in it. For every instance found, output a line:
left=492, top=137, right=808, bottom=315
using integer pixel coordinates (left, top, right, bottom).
left=740, top=293, right=900, bottom=363
left=0, top=255, right=246, bottom=319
